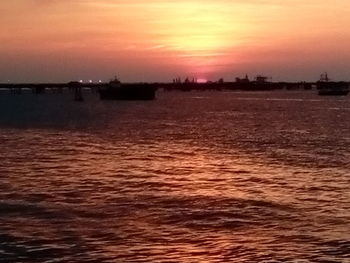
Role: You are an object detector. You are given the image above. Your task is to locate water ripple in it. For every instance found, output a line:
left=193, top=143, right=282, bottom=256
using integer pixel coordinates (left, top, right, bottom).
left=0, top=91, right=349, bottom=262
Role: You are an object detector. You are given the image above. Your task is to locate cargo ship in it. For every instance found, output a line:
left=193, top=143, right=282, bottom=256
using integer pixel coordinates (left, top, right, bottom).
left=98, top=77, right=157, bottom=100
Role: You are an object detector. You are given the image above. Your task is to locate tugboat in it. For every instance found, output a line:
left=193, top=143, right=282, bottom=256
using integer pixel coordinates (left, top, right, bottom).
left=98, top=77, right=157, bottom=100
left=317, top=73, right=349, bottom=96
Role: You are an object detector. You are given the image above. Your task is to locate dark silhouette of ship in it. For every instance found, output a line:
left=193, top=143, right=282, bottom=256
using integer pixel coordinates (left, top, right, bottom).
left=98, top=77, right=157, bottom=100
left=317, top=73, right=349, bottom=96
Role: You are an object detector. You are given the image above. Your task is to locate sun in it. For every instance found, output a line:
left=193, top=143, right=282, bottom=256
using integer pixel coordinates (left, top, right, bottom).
left=196, top=78, right=208, bottom=83
left=159, top=2, right=232, bottom=52
left=152, top=1, right=242, bottom=72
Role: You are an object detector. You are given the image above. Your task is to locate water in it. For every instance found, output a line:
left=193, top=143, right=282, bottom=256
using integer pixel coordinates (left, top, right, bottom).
left=0, top=90, right=349, bottom=262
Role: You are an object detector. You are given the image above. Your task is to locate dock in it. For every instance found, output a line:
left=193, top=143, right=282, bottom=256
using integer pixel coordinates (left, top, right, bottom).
left=0, top=81, right=338, bottom=95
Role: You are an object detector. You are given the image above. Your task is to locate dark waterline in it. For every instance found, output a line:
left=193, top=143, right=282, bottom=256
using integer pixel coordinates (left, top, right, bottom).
left=0, top=90, right=349, bottom=262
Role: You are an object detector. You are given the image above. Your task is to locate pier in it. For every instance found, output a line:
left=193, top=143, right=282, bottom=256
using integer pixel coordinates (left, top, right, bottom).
left=0, top=82, right=105, bottom=93
left=0, top=80, right=343, bottom=96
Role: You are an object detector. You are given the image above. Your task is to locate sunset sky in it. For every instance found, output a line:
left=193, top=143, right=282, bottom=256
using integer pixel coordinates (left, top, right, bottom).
left=1, top=0, right=350, bottom=82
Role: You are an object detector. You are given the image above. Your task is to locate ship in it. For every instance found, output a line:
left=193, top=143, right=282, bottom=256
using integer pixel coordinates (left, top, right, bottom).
left=98, top=77, right=157, bottom=100
left=317, top=73, right=349, bottom=96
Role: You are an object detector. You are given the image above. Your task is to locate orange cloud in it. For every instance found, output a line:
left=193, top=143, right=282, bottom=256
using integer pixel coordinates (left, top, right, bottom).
left=1, top=0, right=350, bottom=82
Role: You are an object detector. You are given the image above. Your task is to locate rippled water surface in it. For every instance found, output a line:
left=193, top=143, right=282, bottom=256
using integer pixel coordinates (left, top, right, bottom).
left=0, top=90, right=349, bottom=262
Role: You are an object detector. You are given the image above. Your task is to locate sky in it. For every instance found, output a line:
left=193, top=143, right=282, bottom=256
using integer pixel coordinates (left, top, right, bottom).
left=1, top=0, right=350, bottom=82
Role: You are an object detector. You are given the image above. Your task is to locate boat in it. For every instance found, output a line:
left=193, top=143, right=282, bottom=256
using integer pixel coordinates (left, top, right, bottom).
left=98, top=77, right=157, bottom=100
left=317, top=73, right=349, bottom=96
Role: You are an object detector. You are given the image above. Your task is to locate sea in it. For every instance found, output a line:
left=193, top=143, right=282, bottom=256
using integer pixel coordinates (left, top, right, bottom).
left=0, top=89, right=349, bottom=262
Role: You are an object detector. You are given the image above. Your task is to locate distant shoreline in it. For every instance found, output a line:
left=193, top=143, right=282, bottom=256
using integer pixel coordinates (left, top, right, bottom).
left=0, top=81, right=319, bottom=91
left=1, top=80, right=349, bottom=94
